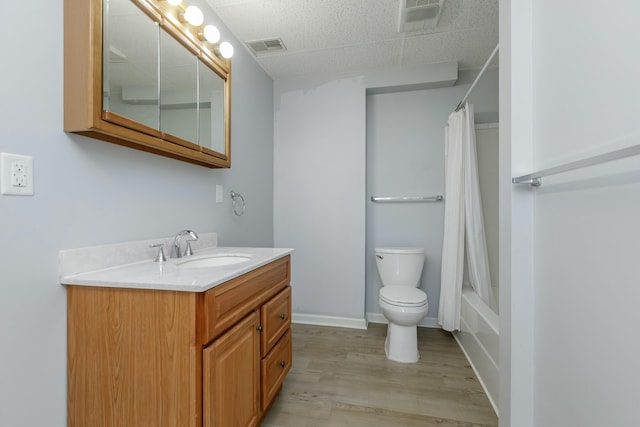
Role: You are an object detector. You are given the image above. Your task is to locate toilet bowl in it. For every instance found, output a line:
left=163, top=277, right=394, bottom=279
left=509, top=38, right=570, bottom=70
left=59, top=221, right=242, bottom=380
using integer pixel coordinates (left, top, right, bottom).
left=375, top=247, right=428, bottom=363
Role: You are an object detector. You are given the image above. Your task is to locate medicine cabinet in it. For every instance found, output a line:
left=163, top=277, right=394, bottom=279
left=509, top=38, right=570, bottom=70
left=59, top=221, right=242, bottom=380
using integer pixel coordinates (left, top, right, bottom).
left=64, top=0, right=231, bottom=168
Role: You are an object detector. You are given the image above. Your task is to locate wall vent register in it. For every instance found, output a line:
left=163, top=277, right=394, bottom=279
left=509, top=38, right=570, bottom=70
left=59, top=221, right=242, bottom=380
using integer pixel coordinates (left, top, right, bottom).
left=246, top=38, right=287, bottom=56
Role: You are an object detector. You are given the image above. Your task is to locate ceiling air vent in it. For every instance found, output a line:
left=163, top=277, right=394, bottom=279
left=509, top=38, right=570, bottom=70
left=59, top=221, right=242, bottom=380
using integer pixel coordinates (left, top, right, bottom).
left=398, top=0, right=445, bottom=33
left=246, top=38, right=287, bottom=57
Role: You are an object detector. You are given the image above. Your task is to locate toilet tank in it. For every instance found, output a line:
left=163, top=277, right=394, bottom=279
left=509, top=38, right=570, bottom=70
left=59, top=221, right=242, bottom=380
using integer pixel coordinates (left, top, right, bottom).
left=375, top=247, right=425, bottom=288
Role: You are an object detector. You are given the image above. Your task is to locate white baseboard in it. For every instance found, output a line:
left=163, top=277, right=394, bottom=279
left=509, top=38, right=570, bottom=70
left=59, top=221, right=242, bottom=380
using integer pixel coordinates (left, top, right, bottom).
left=291, top=312, right=440, bottom=330
left=291, top=312, right=368, bottom=330
left=366, top=312, right=440, bottom=328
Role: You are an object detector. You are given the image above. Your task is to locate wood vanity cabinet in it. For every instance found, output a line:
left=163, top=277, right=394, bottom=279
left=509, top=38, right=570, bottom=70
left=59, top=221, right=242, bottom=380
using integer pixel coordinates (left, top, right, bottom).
left=67, top=255, right=291, bottom=427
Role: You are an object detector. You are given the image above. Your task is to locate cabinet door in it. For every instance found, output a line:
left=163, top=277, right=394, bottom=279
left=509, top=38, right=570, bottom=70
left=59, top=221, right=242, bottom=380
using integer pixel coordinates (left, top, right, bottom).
left=203, top=311, right=260, bottom=427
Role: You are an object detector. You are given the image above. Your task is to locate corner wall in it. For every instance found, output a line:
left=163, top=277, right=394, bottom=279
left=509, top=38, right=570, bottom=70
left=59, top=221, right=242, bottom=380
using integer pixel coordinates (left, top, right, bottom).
left=499, top=0, right=536, bottom=425
left=274, top=75, right=368, bottom=325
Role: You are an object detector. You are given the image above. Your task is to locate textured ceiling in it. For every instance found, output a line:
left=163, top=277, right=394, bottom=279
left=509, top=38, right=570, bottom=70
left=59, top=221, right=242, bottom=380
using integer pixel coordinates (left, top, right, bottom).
left=204, top=0, right=498, bottom=80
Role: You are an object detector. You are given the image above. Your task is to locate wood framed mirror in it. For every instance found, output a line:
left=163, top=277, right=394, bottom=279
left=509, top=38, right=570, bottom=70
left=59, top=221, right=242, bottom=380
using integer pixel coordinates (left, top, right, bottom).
left=64, top=0, right=231, bottom=168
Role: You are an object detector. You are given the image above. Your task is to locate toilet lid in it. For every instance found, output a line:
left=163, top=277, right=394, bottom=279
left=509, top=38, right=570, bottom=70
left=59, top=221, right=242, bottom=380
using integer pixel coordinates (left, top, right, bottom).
left=375, top=247, right=424, bottom=255
left=380, top=287, right=427, bottom=307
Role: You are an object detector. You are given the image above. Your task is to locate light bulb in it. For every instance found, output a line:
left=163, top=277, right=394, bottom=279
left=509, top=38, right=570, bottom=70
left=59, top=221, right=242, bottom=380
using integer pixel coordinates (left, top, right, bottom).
left=167, top=0, right=182, bottom=5
left=218, top=41, right=234, bottom=59
left=203, top=25, right=220, bottom=43
left=183, top=5, right=204, bottom=26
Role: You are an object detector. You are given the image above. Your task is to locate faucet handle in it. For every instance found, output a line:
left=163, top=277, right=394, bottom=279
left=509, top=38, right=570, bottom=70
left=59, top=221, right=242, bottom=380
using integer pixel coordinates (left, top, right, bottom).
left=184, top=238, right=197, bottom=256
left=149, top=243, right=167, bottom=262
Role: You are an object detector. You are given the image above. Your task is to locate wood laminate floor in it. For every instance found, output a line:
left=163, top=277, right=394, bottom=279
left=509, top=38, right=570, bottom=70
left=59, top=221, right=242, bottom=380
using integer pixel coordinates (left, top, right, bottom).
left=262, top=323, right=498, bottom=427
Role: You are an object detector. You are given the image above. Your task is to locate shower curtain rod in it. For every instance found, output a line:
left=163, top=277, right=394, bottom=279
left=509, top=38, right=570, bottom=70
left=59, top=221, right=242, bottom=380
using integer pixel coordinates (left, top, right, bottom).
left=454, top=43, right=499, bottom=112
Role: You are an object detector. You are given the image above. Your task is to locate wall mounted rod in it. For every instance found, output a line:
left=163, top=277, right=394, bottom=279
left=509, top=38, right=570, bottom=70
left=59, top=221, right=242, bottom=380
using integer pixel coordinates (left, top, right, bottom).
left=371, top=195, right=444, bottom=203
left=512, top=143, right=640, bottom=187
left=455, top=43, right=499, bottom=112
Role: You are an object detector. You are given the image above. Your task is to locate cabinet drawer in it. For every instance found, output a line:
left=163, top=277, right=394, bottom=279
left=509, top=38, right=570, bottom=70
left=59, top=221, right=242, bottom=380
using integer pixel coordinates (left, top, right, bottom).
left=202, top=256, right=290, bottom=344
left=260, top=286, right=291, bottom=356
left=261, top=330, right=292, bottom=411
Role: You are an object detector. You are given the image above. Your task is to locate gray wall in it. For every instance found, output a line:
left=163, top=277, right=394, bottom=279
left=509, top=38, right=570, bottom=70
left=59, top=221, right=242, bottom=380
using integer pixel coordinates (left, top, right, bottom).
left=274, top=75, right=368, bottom=325
left=500, top=0, right=640, bottom=424
left=531, top=0, right=640, bottom=425
left=365, top=88, right=450, bottom=324
left=0, top=1, right=274, bottom=425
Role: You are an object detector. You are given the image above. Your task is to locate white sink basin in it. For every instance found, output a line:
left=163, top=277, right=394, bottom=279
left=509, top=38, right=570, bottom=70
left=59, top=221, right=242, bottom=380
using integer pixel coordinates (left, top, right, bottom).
left=177, top=255, right=252, bottom=268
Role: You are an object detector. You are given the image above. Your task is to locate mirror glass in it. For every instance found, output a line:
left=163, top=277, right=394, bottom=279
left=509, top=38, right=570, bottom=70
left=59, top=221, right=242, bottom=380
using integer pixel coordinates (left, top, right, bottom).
left=101, top=0, right=230, bottom=160
left=103, top=0, right=160, bottom=130
left=160, top=30, right=198, bottom=144
left=199, top=61, right=226, bottom=153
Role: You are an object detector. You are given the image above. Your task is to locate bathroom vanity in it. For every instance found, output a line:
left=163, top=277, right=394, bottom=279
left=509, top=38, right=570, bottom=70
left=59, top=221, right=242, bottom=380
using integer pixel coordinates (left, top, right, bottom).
left=61, top=241, right=292, bottom=427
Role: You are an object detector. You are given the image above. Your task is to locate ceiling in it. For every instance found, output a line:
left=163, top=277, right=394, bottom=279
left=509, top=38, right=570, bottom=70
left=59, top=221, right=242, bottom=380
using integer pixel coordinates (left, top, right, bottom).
left=204, top=0, right=499, bottom=80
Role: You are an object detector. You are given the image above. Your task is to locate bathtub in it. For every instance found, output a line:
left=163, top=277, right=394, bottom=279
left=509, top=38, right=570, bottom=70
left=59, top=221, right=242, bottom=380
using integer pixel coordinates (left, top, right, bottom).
left=453, top=287, right=499, bottom=415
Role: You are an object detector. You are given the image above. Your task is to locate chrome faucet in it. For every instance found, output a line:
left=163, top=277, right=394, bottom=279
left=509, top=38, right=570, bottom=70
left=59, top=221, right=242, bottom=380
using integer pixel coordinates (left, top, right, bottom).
left=171, top=230, right=199, bottom=258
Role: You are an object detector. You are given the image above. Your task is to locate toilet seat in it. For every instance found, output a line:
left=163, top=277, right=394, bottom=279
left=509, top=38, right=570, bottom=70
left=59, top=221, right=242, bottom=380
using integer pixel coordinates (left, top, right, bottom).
left=379, top=287, right=427, bottom=307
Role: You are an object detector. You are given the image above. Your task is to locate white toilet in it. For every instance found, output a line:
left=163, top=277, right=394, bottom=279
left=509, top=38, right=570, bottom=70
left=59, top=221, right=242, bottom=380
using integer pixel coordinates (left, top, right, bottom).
left=375, top=247, right=428, bottom=363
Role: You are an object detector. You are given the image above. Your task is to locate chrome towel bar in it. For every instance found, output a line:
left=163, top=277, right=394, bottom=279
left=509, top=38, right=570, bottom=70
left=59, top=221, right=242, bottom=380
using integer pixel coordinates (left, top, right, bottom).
left=370, top=195, right=444, bottom=203
left=512, top=143, right=640, bottom=187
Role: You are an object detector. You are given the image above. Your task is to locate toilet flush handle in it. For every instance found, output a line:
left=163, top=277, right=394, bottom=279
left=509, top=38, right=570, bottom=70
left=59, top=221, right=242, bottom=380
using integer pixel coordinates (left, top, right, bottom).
left=376, top=255, right=383, bottom=260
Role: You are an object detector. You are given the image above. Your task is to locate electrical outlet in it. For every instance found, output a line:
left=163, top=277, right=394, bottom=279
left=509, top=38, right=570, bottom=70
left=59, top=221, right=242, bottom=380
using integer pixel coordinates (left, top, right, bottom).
left=1, top=153, right=34, bottom=196
left=12, top=162, right=27, bottom=187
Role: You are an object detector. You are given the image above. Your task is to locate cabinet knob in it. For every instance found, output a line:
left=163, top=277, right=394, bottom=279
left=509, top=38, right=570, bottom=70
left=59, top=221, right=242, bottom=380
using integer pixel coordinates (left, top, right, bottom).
left=280, top=313, right=286, bottom=320
left=280, top=361, right=286, bottom=368
left=257, top=325, right=263, bottom=333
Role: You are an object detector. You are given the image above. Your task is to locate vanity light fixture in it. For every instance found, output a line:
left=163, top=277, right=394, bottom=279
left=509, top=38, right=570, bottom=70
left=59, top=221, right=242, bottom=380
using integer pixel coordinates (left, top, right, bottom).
left=218, top=41, right=234, bottom=59
left=181, top=5, right=204, bottom=26
left=161, top=0, right=233, bottom=61
left=200, top=24, right=220, bottom=44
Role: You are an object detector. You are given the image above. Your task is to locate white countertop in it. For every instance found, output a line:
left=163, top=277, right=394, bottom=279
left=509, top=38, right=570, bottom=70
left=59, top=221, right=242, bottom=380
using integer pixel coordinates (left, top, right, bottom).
left=61, top=246, right=293, bottom=292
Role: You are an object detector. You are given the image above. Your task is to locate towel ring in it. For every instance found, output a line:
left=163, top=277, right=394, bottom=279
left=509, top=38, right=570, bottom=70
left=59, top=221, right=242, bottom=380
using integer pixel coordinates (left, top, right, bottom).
left=230, top=190, right=245, bottom=216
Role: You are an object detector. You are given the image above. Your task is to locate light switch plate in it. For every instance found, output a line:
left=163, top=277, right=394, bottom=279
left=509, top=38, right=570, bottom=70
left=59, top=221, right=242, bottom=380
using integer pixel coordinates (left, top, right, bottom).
left=1, top=153, right=34, bottom=196
left=215, top=185, right=223, bottom=203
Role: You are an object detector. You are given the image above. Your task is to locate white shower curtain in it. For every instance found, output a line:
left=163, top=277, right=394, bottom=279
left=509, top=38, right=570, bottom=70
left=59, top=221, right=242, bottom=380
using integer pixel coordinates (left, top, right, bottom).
left=438, top=103, right=495, bottom=332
